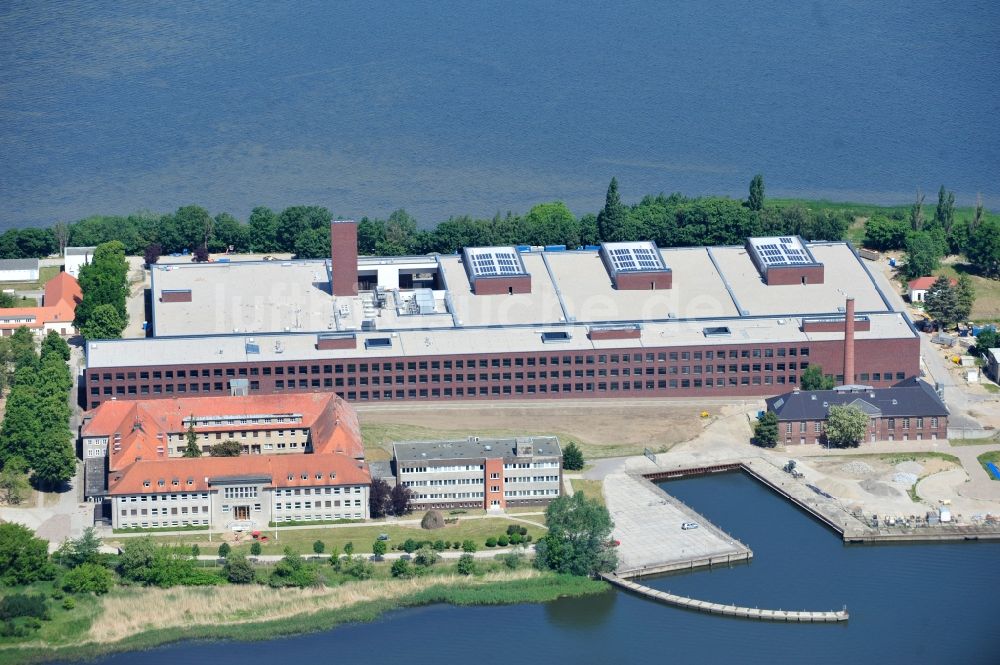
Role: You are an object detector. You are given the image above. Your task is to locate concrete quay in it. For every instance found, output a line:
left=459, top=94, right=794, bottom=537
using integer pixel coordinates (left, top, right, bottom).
left=604, top=471, right=752, bottom=578
left=643, top=456, right=1000, bottom=544
left=602, top=574, right=849, bottom=623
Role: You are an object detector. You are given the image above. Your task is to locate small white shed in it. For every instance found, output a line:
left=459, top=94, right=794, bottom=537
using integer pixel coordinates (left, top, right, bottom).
left=0, top=258, right=40, bottom=282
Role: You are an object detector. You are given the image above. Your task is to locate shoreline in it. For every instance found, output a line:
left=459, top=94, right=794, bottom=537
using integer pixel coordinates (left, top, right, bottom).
left=0, top=572, right=607, bottom=665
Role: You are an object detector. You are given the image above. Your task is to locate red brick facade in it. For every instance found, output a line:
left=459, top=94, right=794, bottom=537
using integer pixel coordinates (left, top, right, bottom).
left=484, top=458, right=505, bottom=509
left=84, top=335, right=919, bottom=409
left=614, top=271, right=673, bottom=290
left=471, top=274, right=532, bottom=295
left=330, top=221, right=358, bottom=297
left=780, top=414, right=947, bottom=446
left=765, top=264, right=825, bottom=286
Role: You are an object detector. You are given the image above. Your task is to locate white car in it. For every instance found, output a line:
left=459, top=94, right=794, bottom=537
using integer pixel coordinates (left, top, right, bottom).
left=681, top=522, right=699, bottom=530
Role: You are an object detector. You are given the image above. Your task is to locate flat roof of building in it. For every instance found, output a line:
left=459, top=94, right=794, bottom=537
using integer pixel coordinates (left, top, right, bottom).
left=393, top=436, right=561, bottom=463
left=99, top=239, right=908, bottom=370
left=0, top=258, right=39, bottom=270
left=86, top=310, right=915, bottom=369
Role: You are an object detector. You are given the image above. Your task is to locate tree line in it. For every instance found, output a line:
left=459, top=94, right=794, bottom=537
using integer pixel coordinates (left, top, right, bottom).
left=0, top=176, right=858, bottom=263
left=864, top=187, right=998, bottom=280
left=75, top=241, right=130, bottom=340
left=0, top=329, right=77, bottom=491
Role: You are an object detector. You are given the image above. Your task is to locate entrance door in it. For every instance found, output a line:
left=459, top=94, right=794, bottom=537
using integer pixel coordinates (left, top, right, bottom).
left=234, top=505, right=249, bottom=520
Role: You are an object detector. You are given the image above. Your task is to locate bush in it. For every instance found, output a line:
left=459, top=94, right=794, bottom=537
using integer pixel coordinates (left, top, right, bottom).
left=313, top=540, right=325, bottom=554
left=0, top=594, right=50, bottom=621
left=509, top=532, right=523, bottom=545
left=372, top=540, right=387, bottom=559
left=432, top=540, right=446, bottom=551
left=485, top=537, right=497, bottom=548
left=413, top=546, right=440, bottom=568
left=62, top=597, right=75, bottom=610
left=269, top=549, right=317, bottom=588
left=391, top=559, right=413, bottom=579
left=452, top=542, right=460, bottom=549
left=421, top=510, right=445, bottom=530
left=343, top=542, right=354, bottom=556
left=402, top=538, right=419, bottom=554
left=50, top=590, right=64, bottom=601
left=224, top=553, right=256, bottom=584
left=501, top=548, right=524, bottom=570
left=250, top=541, right=262, bottom=556
left=443, top=541, right=451, bottom=549
left=62, top=563, right=115, bottom=595
left=342, top=556, right=374, bottom=580
left=217, top=543, right=231, bottom=558
left=525, top=534, right=532, bottom=543
left=462, top=540, right=477, bottom=553
left=191, top=544, right=200, bottom=558
left=497, top=535, right=509, bottom=547
left=457, top=553, right=476, bottom=576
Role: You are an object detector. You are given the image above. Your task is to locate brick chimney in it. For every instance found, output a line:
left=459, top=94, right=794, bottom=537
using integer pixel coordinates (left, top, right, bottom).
left=843, top=296, right=855, bottom=384
left=330, top=220, right=358, bottom=297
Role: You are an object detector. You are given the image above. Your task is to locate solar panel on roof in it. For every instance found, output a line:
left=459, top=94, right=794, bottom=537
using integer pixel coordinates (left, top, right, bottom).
left=467, top=248, right=526, bottom=278
left=605, top=243, right=665, bottom=273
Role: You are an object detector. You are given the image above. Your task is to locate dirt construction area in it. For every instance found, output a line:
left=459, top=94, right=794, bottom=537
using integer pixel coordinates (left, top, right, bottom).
left=356, top=399, right=729, bottom=461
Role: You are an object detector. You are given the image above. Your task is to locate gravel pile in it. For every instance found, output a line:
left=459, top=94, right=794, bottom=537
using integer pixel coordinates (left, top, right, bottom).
left=896, top=461, right=925, bottom=475
left=892, top=472, right=919, bottom=485
left=841, top=460, right=875, bottom=475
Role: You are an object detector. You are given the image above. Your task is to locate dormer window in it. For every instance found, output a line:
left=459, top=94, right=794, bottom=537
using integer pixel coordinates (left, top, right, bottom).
left=315, top=473, right=322, bottom=480
left=143, top=480, right=150, bottom=488
left=287, top=474, right=293, bottom=481
left=300, top=473, right=308, bottom=480
left=157, top=479, right=165, bottom=487
left=329, top=472, right=336, bottom=479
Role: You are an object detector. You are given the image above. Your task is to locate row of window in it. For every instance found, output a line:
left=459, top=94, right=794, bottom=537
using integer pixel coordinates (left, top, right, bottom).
left=275, top=499, right=362, bottom=509
left=505, top=476, right=560, bottom=483
left=274, top=513, right=363, bottom=522
left=785, top=416, right=940, bottom=433
left=119, top=519, right=209, bottom=528
left=90, top=347, right=815, bottom=383
left=121, top=506, right=209, bottom=516
left=504, top=489, right=560, bottom=497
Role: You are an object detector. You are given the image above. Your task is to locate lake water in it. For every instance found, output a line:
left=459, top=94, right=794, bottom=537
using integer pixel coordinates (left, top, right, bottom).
left=2, top=1, right=998, bottom=229
left=78, top=473, right=999, bottom=665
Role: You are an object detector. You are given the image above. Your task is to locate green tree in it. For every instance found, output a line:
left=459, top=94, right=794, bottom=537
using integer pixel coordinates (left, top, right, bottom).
left=62, top=562, right=115, bottom=595
left=533, top=493, right=616, bottom=576
left=40, top=331, right=70, bottom=362
left=955, top=275, right=975, bottom=323
left=75, top=240, right=128, bottom=331
left=0, top=522, right=53, bottom=586
left=341, top=555, right=374, bottom=580
left=312, top=540, right=325, bottom=554
left=183, top=420, right=202, bottom=458
left=391, top=558, right=413, bottom=579
left=461, top=539, right=477, bottom=553
left=924, top=276, right=961, bottom=328
left=910, top=190, right=926, bottom=231
left=413, top=546, right=439, bottom=568
left=0, top=292, right=19, bottom=308
left=79, top=303, right=125, bottom=340
left=753, top=411, right=779, bottom=448
left=250, top=541, right=262, bottom=556
left=522, top=202, right=580, bottom=246
left=224, top=553, right=256, bottom=584
left=904, top=231, right=941, bottom=280
left=30, top=430, right=76, bottom=488
left=562, top=441, right=584, bottom=471
left=372, top=540, right=387, bottom=559
left=293, top=226, right=331, bottom=259
left=248, top=207, right=280, bottom=252
left=800, top=365, right=835, bottom=390
left=596, top=177, right=627, bottom=241
left=934, top=185, right=956, bottom=234
left=747, top=174, right=765, bottom=211
left=966, top=217, right=1000, bottom=278
left=208, top=440, right=241, bottom=457
left=343, top=542, right=354, bottom=556
left=53, top=528, right=101, bottom=569
left=864, top=216, right=909, bottom=251
left=456, top=553, right=477, bottom=576
left=217, top=542, right=231, bottom=558
left=0, top=456, right=31, bottom=505
left=825, top=405, right=869, bottom=448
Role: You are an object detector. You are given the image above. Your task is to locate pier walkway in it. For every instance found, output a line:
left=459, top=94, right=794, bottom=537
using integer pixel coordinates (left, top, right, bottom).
left=602, top=574, right=849, bottom=623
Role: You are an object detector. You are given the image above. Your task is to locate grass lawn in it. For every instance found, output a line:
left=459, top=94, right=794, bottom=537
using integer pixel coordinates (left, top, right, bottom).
left=976, top=451, right=1000, bottom=480
left=0, top=265, right=60, bottom=291
left=980, top=382, right=1000, bottom=394
left=877, top=452, right=961, bottom=466
left=571, top=479, right=605, bottom=506
left=115, top=516, right=546, bottom=555
left=949, top=434, right=1000, bottom=447
left=0, top=580, right=102, bottom=652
